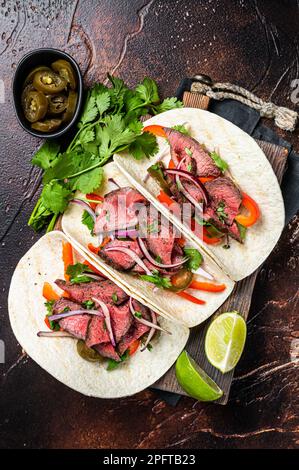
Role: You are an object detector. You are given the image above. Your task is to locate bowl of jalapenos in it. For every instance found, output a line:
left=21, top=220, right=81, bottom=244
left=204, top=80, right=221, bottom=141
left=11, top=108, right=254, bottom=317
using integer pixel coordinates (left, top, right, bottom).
left=13, top=48, right=83, bottom=138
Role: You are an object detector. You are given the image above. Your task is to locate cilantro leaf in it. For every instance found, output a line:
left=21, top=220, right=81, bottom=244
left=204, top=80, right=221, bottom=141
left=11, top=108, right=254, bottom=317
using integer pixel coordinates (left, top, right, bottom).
left=183, top=248, right=203, bottom=271
left=41, top=181, right=71, bottom=214
left=45, top=300, right=60, bottom=331
left=153, top=97, right=183, bottom=114
left=135, top=77, right=159, bottom=104
left=79, top=93, right=98, bottom=125
left=172, top=124, right=191, bottom=136
left=82, top=210, right=95, bottom=234
left=210, top=151, right=228, bottom=172
left=107, top=350, right=129, bottom=371
left=128, top=132, right=158, bottom=159
left=96, top=90, right=110, bottom=115
left=66, top=263, right=94, bottom=284
left=32, top=141, right=60, bottom=170
left=235, top=221, right=247, bottom=241
left=139, top=273, right=172, bottom=289
left=82, top=299, right=96, bottom=309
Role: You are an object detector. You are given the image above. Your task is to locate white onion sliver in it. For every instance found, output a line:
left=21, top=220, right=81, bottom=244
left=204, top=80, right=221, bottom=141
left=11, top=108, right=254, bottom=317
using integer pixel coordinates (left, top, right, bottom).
left=137, top=238, right=188, bottom=270
left=70, top=199, right=96, bottom=222
left=129, top=297, right=171, bottom=335
left=92, top=297, right=115, bottom=347
left=37, top=331, right=74, bottom=338
left=49, top=309, right=103, bottom=321
left=141, top=310, right=157, bottom=352
left=104, top=246, right=152, bottom=275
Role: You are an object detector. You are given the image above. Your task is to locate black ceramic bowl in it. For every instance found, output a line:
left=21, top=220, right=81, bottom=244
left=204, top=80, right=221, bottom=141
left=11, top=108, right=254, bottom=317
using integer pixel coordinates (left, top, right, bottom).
left=12, top=48, right=83, bottom=139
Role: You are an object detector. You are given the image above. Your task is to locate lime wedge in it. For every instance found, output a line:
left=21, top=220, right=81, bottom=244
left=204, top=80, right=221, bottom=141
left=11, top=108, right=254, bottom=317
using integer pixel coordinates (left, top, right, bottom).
left=205, top=311, right=247, bottom=373
left=175, top=351, right=223, bottom=401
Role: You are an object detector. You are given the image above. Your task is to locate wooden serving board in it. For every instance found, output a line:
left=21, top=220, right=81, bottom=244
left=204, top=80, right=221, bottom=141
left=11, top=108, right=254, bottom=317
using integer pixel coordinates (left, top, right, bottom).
left=54, top=91, right=288, bottom=405
left=153, top=91, right=288, bottom=404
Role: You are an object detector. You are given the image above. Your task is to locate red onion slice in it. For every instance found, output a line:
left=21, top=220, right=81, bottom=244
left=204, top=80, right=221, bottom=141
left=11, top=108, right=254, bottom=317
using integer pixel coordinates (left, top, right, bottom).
left=92, top=297, right=116, bottom=347
left=37, top=331, right=74, bottom=338
left=104, top=246, right=152, bottom=275
left=129, top=297, right=171, bottom=335
left=137, top=237, right=188, bottom=270
left=177, top=179, right=204, bottom=214
left=115, top=228, right=139, bottom=239
left=70, top=199, right=96, bottom=222
left=140, top=310, right=157, bottom=352
left=48, top=309, right=103, bottom=322
left=165, top=168, right=208, bottom=207
left=82, top=273, right=106, bottom=281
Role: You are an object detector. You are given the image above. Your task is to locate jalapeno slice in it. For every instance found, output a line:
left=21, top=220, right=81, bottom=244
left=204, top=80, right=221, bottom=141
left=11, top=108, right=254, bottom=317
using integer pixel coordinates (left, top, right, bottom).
left=23, top=66, right=52, bottom=88
left=51, top=59, right=77, bottom=90
left=76, top=340, right=103, bottom=362
left=33, top=70, right=67, bottom=94
left=47, top=93, right=68, bottom=115
left=62, top=90, right=78, bottom=122
left=168, top=268, right=193, bottom=292
left=31, top=118, right=62, bottom=133
left=22, top=88, right=48, bottom=123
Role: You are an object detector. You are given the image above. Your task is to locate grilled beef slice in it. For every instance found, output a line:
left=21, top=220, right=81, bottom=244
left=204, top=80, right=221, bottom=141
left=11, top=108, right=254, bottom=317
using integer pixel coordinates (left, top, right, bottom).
left=86, top=316, right=110, bottom=348
left=94, top=343, right=120, bottom=362
left=109, top=300, right=133, bottom=343
left=94, top=187, right=147, bottom=234
left=117, top=300, right=151, bottom=355
left=164, top=128, right=221, bottom=177
left=99, top=239, right=143, bottom=271
left=145, top=213, right=176, bottom=265
left=204, top=177, right=242, bottom=225
left=55, top=279, right=128, bottom=305
left=52, top=298, right=90, bottom=340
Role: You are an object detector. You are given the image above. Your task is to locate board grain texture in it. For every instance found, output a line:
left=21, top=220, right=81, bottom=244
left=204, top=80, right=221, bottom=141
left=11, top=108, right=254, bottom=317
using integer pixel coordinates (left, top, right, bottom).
left=0, top=0, right=298, bottom=450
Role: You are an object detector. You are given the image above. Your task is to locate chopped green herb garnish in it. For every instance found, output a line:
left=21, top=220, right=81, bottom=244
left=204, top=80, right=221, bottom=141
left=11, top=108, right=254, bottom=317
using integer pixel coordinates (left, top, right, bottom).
left=216, top=202, right=228, bottom=223
left=184, top=147, right=193, bottom=157
left=210, top=151, right=228, bottom=173
left=28, top=76, right=182, bottom=232
left=147, top=343, right=153, bottom=351
left=82, top=299, right=95, bottom=310
left=112, top=293, right=118, bottom=304
left=107, top=350, right=129, bottom=371
left=82, top=210, right=95, bottom=235
left=235, top=221, right=247, bottom=241
left=44, top=300, right=60, bottom=331
left=172, top=124, right=191, bottom=136
left=66, top=263, right=94, bottom=284
left=183, top=247, right=203, bottom=271
left=139, top=272, right=172, bottom=289
left=134, top=311, right=142, bottom=319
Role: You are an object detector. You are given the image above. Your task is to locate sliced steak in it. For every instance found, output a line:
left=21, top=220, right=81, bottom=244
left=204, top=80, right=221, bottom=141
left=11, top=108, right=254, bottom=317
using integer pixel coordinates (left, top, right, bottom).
left=204, top=177, right=242, bottom=225
left=53, top=298, right=90, bottom=340
left=55, top=279, right=128, bottom=305
left=118, top=320, right=150, bottom=356
left=164, top=128, right=221, bottom=177
left=145, top=213, right=175, bottom=265
left=99, top=239, right=143, bottom=271
left=94, top=187, right=147, bottom=234
left=117, top=300, right=151, bottom=355
left=86, top=316, right=110, bottom=348
left=94, top=343, right=120, bottom=362
left=204, top=208, right=243, bottom=242
left=109, top=300, right=133, bottom=343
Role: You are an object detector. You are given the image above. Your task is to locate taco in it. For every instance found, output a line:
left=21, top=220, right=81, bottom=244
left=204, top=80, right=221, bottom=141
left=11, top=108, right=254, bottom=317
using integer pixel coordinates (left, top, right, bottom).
left=61, top=162, right=234, bottom=328
left=8, top=231, right=189, bottom=398
left=113, top=108, right=285, bottom=281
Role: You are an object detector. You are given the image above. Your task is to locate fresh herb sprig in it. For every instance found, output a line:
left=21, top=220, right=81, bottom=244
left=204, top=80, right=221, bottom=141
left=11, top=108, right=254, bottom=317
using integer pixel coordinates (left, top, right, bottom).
left=28, top=75, right=182, bottom=232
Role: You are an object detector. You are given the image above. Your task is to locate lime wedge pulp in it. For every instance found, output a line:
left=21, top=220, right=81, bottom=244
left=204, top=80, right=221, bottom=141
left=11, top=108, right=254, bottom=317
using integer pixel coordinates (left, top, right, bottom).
left=175, top=351, right=223, bottom=401
left=205, top=311, right=247, bottom=373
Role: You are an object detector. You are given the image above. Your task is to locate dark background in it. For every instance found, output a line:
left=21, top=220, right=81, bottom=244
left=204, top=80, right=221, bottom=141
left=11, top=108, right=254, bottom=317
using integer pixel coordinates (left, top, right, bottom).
left=0, top=0, right=298, bottom=449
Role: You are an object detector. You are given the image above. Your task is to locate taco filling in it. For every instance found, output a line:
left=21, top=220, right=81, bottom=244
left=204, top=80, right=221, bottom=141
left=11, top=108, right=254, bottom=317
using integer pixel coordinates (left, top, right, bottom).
left=39, top=242, right=169, bottom=369
left=144, top=126, right=260, bottom=247
left=76, top=186, right=227, bottom=304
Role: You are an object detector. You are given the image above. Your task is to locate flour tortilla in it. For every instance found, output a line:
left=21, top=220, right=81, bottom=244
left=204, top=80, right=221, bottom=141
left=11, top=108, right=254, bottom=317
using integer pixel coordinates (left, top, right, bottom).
left=62, top=162, right=234, bottom=328
left=8, top=231, right=189, bottom=398
left=114, top=107, right=285, bottom=281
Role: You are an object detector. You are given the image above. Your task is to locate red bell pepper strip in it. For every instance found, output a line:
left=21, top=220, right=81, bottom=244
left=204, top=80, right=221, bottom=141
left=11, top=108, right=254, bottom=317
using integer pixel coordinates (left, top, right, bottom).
left=128, top=339, right=140, bottom=356
left=189, top=280, right=226, bottom=292
left=88, top=237, right=111, bottom=255
left=143, top=124, right=167, bottom=138
left=168, top=159, right=176, bottom=169
left=62, top=241, right=74, bottom=281
left=42, top=282, right=61, bottom=301
left=177, top=291, right=206, bottom=305
left=199, top=176, right=215, bottom=183
left=235, top=192, right=260, bottom=227
left=83, top=259, right=106, bottom=277
left=86, top=193, right=104, bottom=211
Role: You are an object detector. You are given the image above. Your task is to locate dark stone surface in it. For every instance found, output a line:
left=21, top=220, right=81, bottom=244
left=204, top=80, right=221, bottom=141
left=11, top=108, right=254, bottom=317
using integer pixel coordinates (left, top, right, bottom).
left=0, top=0, right=298, bottom=449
